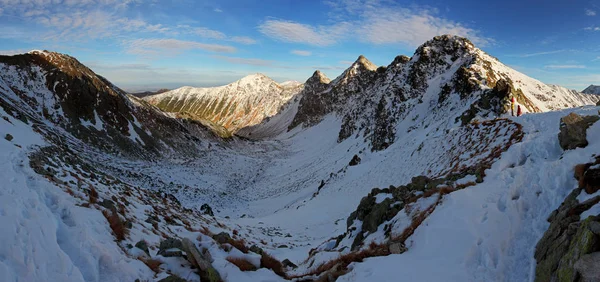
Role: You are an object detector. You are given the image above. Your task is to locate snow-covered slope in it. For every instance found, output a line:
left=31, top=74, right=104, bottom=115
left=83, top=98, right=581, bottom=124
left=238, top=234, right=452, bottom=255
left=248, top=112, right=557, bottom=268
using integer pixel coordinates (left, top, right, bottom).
left=143, top=74, right=303, bottom=134
left=582, top=84, right=600, bottom=95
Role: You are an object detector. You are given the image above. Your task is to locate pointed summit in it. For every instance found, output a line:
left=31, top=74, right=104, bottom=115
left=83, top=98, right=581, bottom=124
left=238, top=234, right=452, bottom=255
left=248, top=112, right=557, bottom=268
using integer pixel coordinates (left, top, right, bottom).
left=352, top=55, right=377, bottom=71
left=308, top=70, right=331, bottom=85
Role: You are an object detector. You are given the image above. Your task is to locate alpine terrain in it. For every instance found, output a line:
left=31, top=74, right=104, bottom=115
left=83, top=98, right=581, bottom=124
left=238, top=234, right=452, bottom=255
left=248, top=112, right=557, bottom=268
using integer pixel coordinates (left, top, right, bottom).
left=583, top=85, right=600, bottom=96
left=1, top=35, right=600, bottom=282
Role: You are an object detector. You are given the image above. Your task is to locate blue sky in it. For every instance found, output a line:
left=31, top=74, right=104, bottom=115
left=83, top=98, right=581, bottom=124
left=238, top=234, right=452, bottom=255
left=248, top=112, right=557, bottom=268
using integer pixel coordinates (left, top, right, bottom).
left=0, top=0, right=599, bottom=91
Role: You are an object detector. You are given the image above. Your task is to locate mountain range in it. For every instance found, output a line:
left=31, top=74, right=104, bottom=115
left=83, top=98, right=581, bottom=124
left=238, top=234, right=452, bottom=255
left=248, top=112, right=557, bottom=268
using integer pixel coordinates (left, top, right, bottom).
left=1, top=35, right=600, bottom=282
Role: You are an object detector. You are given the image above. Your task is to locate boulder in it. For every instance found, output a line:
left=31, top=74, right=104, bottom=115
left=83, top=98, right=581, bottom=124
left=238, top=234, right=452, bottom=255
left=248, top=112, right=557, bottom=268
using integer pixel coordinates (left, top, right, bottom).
left=574, top=252, right=600, bottom=282
left=249, top=245, right=264, bottom=255
left=99, top=199, right=117, bottom=213
left=157, top=238, right=183, bottom=257
left=389, top=242, right=408, bottom=254
left=282, top=259, right=297, bottom=269
left=4, top=134, right=13, bottom=141
left=212, top=232, right=231, bottom=244
left=200, top=203, right=214, bottom=216
left=182, top=238, right=221, bottom=282
left=349, top=155, right=361, bottom=166
left=135, top=240, right=150, bottom=256
left=558, top=113, right=599, bottom=150
left=583, top=168, right=600, bottom=194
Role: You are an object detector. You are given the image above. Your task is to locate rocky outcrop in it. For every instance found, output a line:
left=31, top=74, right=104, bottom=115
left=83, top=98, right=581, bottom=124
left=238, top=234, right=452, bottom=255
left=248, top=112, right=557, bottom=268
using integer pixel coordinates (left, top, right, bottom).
left=558, top=113, right=600, bottom=150
left=182, top=238, right=221, bottom=282
left=534, top=158, right=600, bottom=282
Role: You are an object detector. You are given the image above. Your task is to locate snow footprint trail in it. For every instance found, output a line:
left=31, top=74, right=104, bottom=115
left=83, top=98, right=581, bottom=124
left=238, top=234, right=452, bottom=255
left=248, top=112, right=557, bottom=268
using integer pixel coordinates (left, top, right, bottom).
left=338, top=107, right=600, bottom=282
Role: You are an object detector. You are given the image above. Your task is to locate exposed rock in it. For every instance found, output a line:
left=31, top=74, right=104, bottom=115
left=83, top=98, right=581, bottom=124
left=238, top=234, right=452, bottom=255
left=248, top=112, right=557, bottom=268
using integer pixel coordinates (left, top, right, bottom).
left=558, top=113, right=599, bottom=150
left=212, top=232, right=231, bottom=244
left=582, top=168, right=600, bottom=194
left=182, top=238, right=221, bottom=282
left=389, top=242, right=408, bottom=254
left=534, top=183, right=600, bottom=282
left=277, top=244, right=289, bottom=249
left=349, top=155, right=361, bottom=166
left=200, top=203, right=214, bottom=216
left=157, top=238, right=183, bottom=257
left=574, top=252, right=600, bottom=282
left=145, top=215, right=160, bottom=224
left=4, top=133, right=13, bottom=141
left=158, top=275, right=187, bottom=282
left=135, top=240, right=150, bottom=256
left=249, top=245, right=264, bottom=255
left=282, top=259, right=297, bottom=269
left=99, top=199, right=117, bottom=213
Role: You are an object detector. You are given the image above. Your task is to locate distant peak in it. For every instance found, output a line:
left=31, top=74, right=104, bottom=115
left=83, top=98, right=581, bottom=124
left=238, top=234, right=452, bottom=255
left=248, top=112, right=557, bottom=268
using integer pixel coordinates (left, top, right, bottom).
left=311, top=70, right=331, bottom=83
left=237, top=73, right=275, bottom=85
left=353, top=55, right=377, bottom=71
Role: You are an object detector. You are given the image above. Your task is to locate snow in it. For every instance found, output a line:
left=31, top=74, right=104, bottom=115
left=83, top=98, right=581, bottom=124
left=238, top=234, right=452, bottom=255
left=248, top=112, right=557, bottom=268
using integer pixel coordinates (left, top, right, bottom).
left=0, top=107, right=154, bottom=282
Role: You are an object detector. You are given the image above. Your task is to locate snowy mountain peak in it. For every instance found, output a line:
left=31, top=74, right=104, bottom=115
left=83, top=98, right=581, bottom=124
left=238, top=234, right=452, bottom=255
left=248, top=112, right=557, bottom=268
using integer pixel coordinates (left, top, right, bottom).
left=352, top=55, right=377, bottom=71
left=308, top=70, right=331, bottom=85
left=582, top=84, right=600, bottom=95
left=236, top=73, right=275, bottom=86
left=144, top=73, right=303, bottom=133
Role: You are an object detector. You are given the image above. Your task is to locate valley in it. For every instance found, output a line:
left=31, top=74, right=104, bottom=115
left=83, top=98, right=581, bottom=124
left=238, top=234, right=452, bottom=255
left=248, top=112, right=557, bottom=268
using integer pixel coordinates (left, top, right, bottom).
left=1, top=35, right=600, bottom=282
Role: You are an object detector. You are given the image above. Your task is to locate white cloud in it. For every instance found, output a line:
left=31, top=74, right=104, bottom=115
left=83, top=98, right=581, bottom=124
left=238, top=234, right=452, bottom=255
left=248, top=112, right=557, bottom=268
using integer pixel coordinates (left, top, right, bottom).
left=214, top=8, right=222, bottom=13
left=258, top=19, right=350, bottom=46
left=585, top=26, right=600, bottom=31
left=125, top=39, right=236, bottom=56
left=291, top=50, right=311, bottom=56
left=259, top=1, right=491, bottom=47
left=586, top=9, right=596, bottom=16
left=355, top=4, right=491, bottom=47
left=193, top=27, right=226, bottom=40
left=230, top=36, right=257, bottom=45
left=545, top=65, right=586, bottom=69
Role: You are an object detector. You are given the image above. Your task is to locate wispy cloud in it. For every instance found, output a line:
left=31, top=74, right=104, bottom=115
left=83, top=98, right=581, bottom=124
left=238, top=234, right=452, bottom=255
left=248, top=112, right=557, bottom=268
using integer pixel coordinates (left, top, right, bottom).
left=586, top=9, right=597, bottom=16
left=507, top=50, right=567, bottom=58
left=230, top=36, right=257, bottom=45
left=214, top=8, right=223, bottom=13
left=545, top=65, right=586, bottom=69
left=192, top=27, right=226, bottom=40
left=585, top=26, right=600, bottom=31
left=258, top=19, right=349, bottom=46
left=259, top=1, right=491, bottom=47
left=125, top=39, right=236, bottom=57
left=291, top=50, right=311, bottom=56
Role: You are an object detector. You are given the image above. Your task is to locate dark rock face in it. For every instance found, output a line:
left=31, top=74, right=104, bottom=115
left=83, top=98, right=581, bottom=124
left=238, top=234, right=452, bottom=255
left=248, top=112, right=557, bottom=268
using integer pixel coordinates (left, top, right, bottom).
left=288, top=70, right=332, bottom=130
left=558, top=113, right=600, bottom=150
left=349, top=155, right=361, bottom=166
left=200, top=203, right=214, bottom=216
left=4, top=133, right=13, bottom=141
left=534, top=158, right=600, bottom=282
